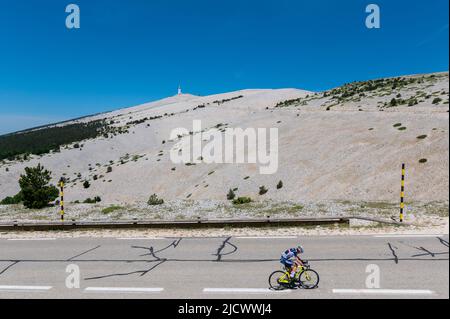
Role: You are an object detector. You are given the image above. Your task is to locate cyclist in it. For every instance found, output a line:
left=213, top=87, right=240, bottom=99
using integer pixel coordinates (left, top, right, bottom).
left=280, top=246, right=305, bottom=281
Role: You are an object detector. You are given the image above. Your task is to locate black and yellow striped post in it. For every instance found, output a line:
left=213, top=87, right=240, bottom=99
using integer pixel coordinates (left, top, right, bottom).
left=59, top=181, right=65, bottom=222
left=400, top=163, right=406, bottom=222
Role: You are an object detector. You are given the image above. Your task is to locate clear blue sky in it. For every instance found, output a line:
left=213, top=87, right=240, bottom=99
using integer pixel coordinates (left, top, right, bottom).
left=0, top=0, right=448, bottom=134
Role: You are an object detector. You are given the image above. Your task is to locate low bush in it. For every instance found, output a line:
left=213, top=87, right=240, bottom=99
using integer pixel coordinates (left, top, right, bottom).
left=83, top=196, right=101, bottom=204
left=148, top=194, right=164, bottom=205
left=233, top=197, right=252, bottom=205
left=432, top=97, right=442, bottom=104
left=259, top=186, right=268, bottom=195
left=227, top=189, right=236, bottom=200
left=0, top=192, right=23, bottom=205
left=276, top=180, right=283, bottom=189
left=102, top=205, right=124, bottom=214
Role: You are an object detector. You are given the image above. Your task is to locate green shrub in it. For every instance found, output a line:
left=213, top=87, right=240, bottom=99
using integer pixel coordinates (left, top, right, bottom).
left=233, top=197, right=252, bottom=205
left=393, top=123, right=402, bottom=127
left=83, top=196, right=101, bottom=204
left=102, top=205, right=123, bottom=214
left=227, top=189, right=236, bottom=200
left=276, top=180, right=283, bottom=189
left=83, top=181, right=90, bottom=189
left=416, top=135, right=427, bottom=140
left=0, top=192, right=23, bottom=205
left=408, top=98, right=418, bottom=106
left=419, top=158, right=428, bottom=164
left=147, top=194, right=164, bottom=205
left=259, top=186, right=268, bottom=195
left=432, top=97, right=442, bottom=104
left=106, top=166, right=112, bottom=173
left=390, top=98, right=398, bottom=107
left=18, top=164, right=59, bottom=209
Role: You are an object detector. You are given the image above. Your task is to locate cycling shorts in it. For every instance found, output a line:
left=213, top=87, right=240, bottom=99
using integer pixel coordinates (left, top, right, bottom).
left=280, top=258, right=294, bottom=267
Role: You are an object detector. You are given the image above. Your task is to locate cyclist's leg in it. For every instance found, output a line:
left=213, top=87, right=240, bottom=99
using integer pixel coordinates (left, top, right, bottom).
left=285, top=260, right=296, bottom=278
left=292, top=259, right=302, bottom=276
left=279, top=259, right=291, bottom=283
left=291, top=265, right=298, bottom=278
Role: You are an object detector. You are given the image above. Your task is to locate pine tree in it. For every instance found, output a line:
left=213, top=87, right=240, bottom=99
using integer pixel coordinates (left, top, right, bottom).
left=276, top=180, right=283, bottom=189
left=19, top=164, right=59, bottom=209
left=227, top=189, right=236, bottom=200
left=259, top=186, right=268, bottom=195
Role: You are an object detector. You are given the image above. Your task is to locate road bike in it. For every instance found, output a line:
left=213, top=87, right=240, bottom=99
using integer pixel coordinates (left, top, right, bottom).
left=268, top=260, right=319, bottom=290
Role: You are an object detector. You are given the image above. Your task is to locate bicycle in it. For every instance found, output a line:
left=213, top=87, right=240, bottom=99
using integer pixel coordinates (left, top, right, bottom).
left=268, top=260, right=320, bottom=290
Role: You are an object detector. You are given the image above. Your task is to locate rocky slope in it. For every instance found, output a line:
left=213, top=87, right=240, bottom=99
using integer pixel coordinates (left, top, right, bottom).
left=0, top=72, right=448, bottom=206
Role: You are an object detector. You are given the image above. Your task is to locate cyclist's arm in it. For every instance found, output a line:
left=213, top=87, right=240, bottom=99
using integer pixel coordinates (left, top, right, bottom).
left=295, top=256, right=304, bottom=266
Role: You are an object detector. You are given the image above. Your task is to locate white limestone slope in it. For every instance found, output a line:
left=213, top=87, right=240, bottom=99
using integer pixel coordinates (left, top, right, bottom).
left=0, top=73, right=448, bottom=206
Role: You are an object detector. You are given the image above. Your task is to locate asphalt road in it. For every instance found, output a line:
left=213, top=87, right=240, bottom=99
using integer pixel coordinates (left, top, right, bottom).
left=0, top=234, right=448, bottom=299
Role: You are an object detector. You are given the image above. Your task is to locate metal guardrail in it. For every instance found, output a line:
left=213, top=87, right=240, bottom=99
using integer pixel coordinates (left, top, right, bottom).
left=0, top=216, right=402, bottom=231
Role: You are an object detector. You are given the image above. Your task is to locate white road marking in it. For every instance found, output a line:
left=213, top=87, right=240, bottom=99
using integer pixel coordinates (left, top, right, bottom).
left=332, top=289, right=435, bottom=295
left=203, top=288, right=291, bottom=294
left=7, top=238, right=57, bottom=241
left=373, top=234, right=444, bottom=238
left=235, top=236, right=298, bottom=240
left=0, top=285, right=52, bottom=291
left=116, top=237, right=166, bottom=240
left=84, top=287, right=164, bottom=293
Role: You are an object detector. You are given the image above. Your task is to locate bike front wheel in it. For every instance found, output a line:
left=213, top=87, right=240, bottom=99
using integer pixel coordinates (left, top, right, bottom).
left=298, top=269, right=320, bottom=289
left=268, top=271, right=290, bottom=290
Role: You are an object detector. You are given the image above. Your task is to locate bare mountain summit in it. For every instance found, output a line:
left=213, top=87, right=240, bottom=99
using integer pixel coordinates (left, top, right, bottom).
left=0, top=72, right=448, bottom=209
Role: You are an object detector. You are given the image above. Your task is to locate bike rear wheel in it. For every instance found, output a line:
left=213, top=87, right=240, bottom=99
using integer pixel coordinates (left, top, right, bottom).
left=298, top=269, right=320, bottom=289
left=268, top=271, right=290, bottom=290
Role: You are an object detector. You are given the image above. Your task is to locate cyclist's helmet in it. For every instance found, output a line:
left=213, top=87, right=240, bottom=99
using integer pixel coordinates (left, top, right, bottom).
left=296, top=245, right=304, bottom=254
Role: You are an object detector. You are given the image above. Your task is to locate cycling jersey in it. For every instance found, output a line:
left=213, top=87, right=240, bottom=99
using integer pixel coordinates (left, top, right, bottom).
left=280, top=248, right=299, bottom=267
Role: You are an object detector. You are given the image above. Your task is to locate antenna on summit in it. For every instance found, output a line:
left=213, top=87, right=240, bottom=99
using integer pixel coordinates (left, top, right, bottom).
left=177, top=84, right=182, bottom=95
